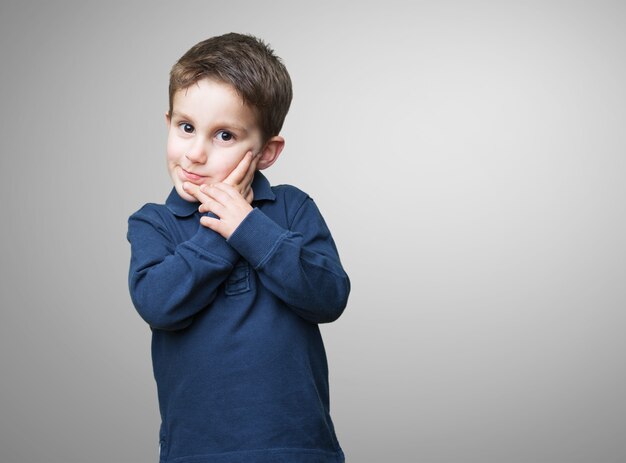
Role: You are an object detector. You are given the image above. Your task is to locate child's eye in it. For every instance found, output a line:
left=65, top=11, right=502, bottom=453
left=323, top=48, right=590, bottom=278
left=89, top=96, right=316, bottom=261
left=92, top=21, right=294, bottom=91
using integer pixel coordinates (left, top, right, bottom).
left=216, top=130, right=234, bottom=142
left=179, top=123, right=194, bottom=134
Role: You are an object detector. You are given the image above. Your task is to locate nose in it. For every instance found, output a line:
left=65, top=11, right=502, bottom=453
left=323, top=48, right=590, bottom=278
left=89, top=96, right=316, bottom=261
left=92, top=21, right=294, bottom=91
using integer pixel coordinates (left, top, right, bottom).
left=185, top=140, right=207, bottom=164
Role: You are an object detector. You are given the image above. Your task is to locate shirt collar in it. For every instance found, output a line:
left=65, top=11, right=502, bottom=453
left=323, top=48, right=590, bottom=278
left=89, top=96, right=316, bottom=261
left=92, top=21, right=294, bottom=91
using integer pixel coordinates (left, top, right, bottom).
left=165, top=171, right=276, bottom=217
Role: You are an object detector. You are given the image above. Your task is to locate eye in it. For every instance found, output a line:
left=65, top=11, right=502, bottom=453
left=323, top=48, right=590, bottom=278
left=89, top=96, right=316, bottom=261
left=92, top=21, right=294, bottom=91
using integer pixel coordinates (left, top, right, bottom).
left=179, top=123, right=194, bottom=134
left=216, top=130, right=234, bottom=142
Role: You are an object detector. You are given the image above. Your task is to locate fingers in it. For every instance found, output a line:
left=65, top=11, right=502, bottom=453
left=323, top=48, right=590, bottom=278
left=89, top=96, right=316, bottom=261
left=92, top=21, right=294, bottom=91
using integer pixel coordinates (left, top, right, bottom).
left=197, top=183, right=239, bottom=214
left=245, top=189, right=254, bottom=204
left=200, top=182, right=237, bottom=202
left=182, top=181, right=218, bottom=215
left=199, top=215, right=226, bottom=235
left=182, top=181, right=210, bottom=203
left=197, top=183, right=254, bottom=239
left=223, top=151, right=253, bottom=186
left=222, top=151, right=259, bottom=204
left=184, top=181, right=238, bottom=212
left=239, top=154, right=259, bottom=203
left=241, top=153, right=260, bottom=186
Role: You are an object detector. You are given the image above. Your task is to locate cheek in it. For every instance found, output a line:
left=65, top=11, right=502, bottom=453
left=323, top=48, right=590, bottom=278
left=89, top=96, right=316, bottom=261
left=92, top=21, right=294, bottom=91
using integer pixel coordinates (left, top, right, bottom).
left=166, top=139, right=183, bottom=162
left=213, top=164, right=235, bottom=180
left=206, top=155, right=241, bottom=182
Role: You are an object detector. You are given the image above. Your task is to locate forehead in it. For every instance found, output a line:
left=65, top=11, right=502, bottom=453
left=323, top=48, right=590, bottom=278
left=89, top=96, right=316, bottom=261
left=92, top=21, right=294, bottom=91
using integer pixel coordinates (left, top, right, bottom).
left=172, top=78, right=259, bottom=129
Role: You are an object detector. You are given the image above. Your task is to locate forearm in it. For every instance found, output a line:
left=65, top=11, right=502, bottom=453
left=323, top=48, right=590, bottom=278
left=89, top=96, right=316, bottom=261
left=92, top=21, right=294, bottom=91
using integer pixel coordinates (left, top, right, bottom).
left=258, top=233, right=351, bottom=323
left=128, top=215, right=239, bottom=330
left=227, top=205, right=350, bottom=324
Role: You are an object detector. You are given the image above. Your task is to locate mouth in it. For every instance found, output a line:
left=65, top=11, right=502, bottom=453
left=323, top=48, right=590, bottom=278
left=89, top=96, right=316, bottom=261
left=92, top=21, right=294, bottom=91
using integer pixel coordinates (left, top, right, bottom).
left=180, top=167, right=206, bottom=183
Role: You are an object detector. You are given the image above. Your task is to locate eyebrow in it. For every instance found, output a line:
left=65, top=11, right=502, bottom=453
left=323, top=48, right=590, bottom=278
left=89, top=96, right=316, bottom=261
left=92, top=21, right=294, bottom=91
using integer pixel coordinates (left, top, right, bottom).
left=171, top=111, right=249, bottom=134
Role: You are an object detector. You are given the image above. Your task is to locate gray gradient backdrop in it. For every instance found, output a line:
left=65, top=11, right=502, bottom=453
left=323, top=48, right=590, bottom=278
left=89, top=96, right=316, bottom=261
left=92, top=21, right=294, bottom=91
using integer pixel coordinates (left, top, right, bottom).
left=1, top=1, right=625, bottom=462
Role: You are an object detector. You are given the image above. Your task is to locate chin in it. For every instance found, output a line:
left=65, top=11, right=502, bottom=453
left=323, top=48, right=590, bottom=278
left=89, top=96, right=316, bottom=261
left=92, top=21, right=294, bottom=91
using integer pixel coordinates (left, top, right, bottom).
left=175, top=185, right=198, bottom=203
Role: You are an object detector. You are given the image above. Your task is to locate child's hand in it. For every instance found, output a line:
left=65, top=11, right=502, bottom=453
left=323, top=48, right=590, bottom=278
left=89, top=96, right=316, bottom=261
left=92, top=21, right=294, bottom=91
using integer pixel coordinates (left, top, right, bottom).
left=181, top=151, right=258, bottom=238
left=196, top=183, right=253, bottom=239
left=222, top=151, right=259, bottom=204
left=181, top=181, right=252, bottom=239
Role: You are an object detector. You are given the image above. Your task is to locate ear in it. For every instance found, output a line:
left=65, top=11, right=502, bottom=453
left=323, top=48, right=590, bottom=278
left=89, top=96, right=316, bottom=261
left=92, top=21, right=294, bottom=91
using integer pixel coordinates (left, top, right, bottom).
left=165, top=111, right=171, bottom=129
left=256, top=136, right=285, bottom=170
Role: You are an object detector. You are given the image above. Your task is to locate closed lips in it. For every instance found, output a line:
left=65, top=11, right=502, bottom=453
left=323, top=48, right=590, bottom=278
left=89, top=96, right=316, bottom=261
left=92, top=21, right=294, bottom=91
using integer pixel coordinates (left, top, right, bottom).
left=182, top=168, right=205, bottom=182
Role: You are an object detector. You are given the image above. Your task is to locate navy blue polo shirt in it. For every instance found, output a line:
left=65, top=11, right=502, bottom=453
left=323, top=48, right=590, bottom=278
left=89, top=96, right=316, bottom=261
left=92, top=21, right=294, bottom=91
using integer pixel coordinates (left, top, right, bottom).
left=127, top=172, right=350, bottom=463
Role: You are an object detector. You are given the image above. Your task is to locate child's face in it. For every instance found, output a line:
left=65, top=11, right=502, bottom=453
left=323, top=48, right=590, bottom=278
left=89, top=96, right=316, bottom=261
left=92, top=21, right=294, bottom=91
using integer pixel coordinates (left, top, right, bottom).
left=166, top=78, right=265, bottom=202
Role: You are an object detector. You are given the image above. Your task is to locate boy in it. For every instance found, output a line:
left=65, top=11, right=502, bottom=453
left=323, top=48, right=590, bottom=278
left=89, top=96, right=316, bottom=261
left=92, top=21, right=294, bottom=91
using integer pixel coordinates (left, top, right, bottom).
left=127, top=33, right=350, bottom=463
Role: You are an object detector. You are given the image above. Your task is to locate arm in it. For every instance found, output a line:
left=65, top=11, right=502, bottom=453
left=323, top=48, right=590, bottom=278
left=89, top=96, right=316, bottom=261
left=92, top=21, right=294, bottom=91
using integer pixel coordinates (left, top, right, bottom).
left=127, top=209, right=239, bottom=331
left=228, top=197, right=350, bottom=324
left=195, top=183, right=350, bottom=324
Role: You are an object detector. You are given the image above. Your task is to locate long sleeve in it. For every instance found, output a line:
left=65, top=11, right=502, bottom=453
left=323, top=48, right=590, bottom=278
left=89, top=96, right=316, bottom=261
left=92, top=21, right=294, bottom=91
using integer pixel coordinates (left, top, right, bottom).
left=127, top=206, right=240, bottom=331
left=226, top=194, right=350, bottom=324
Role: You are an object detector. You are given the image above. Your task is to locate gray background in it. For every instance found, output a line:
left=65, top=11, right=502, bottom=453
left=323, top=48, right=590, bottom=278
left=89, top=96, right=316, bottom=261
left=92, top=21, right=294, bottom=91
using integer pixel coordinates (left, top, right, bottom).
left=1, top=1, right=625, bottom=462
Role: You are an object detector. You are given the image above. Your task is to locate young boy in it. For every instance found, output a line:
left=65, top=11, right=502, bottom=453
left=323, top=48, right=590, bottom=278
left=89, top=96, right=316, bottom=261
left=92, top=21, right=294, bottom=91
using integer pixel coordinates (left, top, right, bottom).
left=127, top=33, right=350, bottom=463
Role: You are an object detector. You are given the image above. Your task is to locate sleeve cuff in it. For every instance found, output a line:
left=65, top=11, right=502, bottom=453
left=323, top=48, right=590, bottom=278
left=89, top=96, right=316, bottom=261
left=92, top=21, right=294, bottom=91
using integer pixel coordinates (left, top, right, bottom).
left=227, top=208, right=287, bottom=268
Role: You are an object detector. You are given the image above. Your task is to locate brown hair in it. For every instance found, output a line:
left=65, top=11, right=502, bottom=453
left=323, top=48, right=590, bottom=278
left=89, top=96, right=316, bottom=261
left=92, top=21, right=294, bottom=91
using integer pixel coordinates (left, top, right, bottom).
left=169, top=33, right=293, bottom=142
